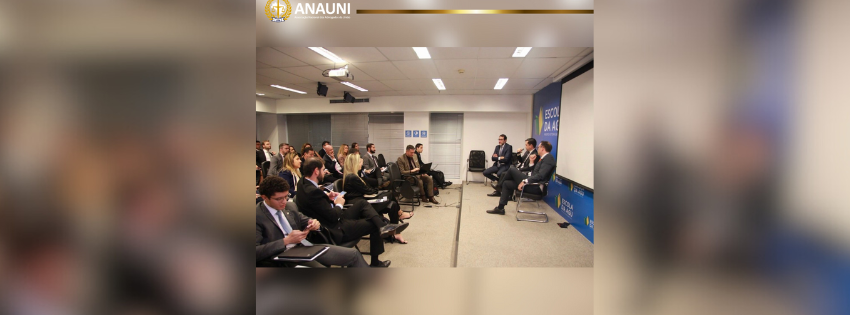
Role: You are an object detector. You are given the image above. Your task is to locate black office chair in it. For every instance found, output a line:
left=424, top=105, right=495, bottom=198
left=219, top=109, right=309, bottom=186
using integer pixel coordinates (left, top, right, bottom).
left=386, top=162, right=419, bottom=211
left=261, top=160, right=271, bottom=180
left=377, top=154, right=387, bottom=168
left=514, top=181, right=550, bottom=223
left=466, top=150, right=487, bottom=186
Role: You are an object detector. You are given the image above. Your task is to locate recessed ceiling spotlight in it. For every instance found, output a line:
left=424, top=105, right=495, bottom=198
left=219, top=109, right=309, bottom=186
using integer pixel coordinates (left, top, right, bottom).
left=412, top=47, right=431, bottom=59
left=432, top=79, right=446, bottom=90
left=512, top=47, right=532, bottom=57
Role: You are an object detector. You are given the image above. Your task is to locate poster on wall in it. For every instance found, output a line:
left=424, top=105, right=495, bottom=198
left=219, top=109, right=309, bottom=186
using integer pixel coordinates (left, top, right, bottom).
left=533, top=83, right=561, bottom=160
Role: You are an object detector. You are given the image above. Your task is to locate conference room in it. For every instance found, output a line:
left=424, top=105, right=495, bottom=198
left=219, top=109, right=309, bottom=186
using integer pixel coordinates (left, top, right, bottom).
left=256, top=47, right=594, bottom=267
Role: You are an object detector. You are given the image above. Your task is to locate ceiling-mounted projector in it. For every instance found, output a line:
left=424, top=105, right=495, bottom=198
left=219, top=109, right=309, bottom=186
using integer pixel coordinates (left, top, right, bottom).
left=323, top=65, right=353, bottom=81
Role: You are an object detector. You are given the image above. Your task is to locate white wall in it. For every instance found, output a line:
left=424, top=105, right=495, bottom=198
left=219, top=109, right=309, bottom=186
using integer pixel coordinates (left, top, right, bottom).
left=263, top=94, right=533, bottom=182
left=276, top=114, right=288, bottom=148
left=275, top=95, right=531, bottom=114
left=256, top=96, right=276, bottom=113
left=256, top=112, right=279, bottom=149
left=404, top=112, right=430, bottom=162
left=462, top=112, right=531, bottom=183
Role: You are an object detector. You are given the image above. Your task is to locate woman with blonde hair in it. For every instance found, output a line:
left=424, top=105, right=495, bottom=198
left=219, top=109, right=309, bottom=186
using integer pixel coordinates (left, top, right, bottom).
left=278, top=152, right=302, bottom=196
left=337, top=144, right=349, bottom=164
left=342, top=154, right=412, bottom=244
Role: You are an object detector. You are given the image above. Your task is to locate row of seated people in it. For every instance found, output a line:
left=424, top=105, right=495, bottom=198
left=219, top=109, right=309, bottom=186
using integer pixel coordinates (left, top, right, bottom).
left=256, top=158, right=411, bottom=268
left=484, top=137, right=556, bottom=215
left=273, top=141, right=442, bottom=204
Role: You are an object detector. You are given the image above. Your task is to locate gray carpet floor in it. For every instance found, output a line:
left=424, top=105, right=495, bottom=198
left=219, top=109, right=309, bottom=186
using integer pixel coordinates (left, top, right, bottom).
left=359, top=182, right=593, bottom=267
left=358, top=184, right=463, bottom=267
left=455, top=182, right=594, bottom=267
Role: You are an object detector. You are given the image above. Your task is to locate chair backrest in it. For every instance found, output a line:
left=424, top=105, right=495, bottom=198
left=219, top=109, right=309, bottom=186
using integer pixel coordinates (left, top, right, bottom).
left=386, top=162, right=400, bottom=184
left=261, top=161, right=271, bottom=177
left=333, top=179, right=343, bottom=192
left=468, top=150, right=486, bottom=169
left=377, top=154, right=387, bottom=168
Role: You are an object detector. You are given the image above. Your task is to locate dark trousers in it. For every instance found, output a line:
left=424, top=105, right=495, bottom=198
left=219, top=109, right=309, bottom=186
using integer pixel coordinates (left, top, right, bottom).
left=362, top=176, right=379, bottom=188
left=336, top=199, right=385, bottom=264
left=483, top=164, right=509, bottom=181
left=497, top=167, right=542, bottom=207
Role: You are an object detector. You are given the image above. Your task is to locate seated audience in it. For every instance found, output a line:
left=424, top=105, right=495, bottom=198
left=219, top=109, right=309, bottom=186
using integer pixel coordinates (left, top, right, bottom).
left=350, top=142, right=361, bottom=156
left=487, top=141, right=556, bottom=215
left=301, top=143, right=313, bottom=155
left=278, top=152, right=302, bottom=196
left=397, top=145, right=438, bottom=204
left=317, top=141, right=330, bottom=158
left=337, top=144, right=349, bottom=164
left=295, top=158, right=406, bottom=267
left=322, top=143, right=344, bottom=183
left=269, top=143, right=289, bottom=176
left=256, top=176, right=369, bottom=267
left=342, top=154, right=411, bottom=244
left=415, top=143, right=426, bottom=166
left=363, top=143, right=389, bottom=188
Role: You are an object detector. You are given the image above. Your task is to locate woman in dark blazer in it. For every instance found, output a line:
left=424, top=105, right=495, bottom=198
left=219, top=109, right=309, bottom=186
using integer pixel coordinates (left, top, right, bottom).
left=341, top=154, right=412, bottom=243
left=278, top=152, right=302, bottom=196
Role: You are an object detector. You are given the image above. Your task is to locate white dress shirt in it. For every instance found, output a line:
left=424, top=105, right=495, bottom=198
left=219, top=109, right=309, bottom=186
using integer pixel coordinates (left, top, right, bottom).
left=263, top=201, right=296, bottom=250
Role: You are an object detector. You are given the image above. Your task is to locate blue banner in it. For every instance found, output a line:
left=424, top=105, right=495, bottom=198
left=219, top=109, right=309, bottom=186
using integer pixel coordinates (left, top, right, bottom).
left=551, top=176, right=594, bottom=243
left=532, top=82, right=594, bottom=243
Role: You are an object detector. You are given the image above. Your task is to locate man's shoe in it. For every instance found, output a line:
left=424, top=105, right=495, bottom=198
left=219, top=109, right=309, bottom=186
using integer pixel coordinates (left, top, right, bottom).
left=487, top=191, right=501, bottom=197
left=428, top=197, right=439, bottom=204
left=371, top=260, right=391, bottom=267
left=487, top=207, right=506, bottom=215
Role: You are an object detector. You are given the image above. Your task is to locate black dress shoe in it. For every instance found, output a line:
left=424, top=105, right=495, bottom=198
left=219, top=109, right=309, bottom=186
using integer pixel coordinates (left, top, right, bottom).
left=486, top=207, right=505, bottom=215
left=487, top=191, right=501, bottom=197
left=371, top=260, right=391, bottom=267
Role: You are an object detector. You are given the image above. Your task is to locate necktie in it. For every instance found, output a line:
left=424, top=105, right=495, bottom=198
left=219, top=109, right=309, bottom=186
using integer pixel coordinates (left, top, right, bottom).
left=276, top=211, right=292, bottom=235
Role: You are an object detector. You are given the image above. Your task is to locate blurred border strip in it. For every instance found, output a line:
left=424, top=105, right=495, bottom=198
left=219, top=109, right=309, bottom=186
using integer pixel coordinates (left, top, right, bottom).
left=356, top=9, right=593, bottom=14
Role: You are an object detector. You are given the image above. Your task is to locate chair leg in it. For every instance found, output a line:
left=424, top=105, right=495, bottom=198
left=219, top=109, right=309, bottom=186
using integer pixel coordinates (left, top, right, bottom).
left=516, top=188, right=548, bottom=223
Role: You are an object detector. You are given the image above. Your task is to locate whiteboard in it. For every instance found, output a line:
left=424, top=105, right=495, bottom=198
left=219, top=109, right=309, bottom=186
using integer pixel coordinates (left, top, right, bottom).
left=556, top=68, right=594, bottom=189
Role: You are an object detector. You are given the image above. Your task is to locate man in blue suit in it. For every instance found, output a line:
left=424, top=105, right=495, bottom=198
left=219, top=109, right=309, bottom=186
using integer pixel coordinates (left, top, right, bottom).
left=482, top=134, right=512, bottom=187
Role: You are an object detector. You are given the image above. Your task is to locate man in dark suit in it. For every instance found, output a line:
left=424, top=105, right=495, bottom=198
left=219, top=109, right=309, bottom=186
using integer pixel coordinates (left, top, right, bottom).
left=257, top=140, right=275, bottom=184
left=488, top=141, right=556, bottom=215
left=256, top=176, right=369, bottom=267
left=268, top=143, right=290, bottom=177
left=482, top=134, right=513, bottom=184
left=317, top=141, right=330, bottom=159
left=295, top=158, right=406, bottom=267
left=362, top=143, right=388, bottom=187
left=322, top=143, right=343, bottom=183
left=488, top=138, right=539, bottom=196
